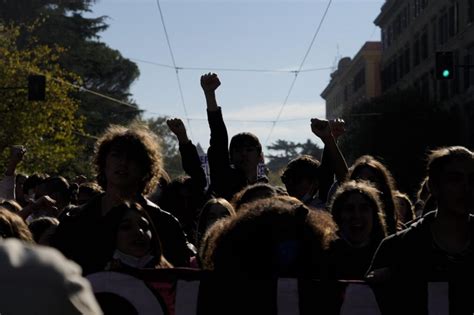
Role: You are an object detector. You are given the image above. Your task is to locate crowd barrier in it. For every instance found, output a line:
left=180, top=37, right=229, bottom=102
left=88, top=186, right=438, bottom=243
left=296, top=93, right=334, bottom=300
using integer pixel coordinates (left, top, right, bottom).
left=87, top=269, right=449, bottom=315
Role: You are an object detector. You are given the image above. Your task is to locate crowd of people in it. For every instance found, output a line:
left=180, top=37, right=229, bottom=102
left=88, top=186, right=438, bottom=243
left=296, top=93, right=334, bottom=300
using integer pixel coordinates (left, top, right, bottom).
left=0, top=73, right=473, bottom=314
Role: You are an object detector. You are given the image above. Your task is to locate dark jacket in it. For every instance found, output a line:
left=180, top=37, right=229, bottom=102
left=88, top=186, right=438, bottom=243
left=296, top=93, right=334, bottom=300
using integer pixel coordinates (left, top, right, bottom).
left=367, top=211, right=474, bottom=315
left=51, top=194, right=191, bottom=275
left=179, top=140, right=208, bottom=193
left=327, top=238, right=379, bottom=280
left=159, top=140, right=209, bottom=245
left=206, top=107, right=268, bottom=200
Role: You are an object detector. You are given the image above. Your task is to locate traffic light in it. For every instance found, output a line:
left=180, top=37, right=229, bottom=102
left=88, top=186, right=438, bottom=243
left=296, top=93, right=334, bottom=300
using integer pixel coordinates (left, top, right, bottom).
left=28, top=75, right=46, bottom=101
left=435, top=51, right=454, bottom=80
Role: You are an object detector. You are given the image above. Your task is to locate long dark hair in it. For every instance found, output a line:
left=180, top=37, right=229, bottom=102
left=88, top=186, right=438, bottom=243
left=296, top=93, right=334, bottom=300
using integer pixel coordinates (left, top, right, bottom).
left=348, top=155, right=399, bottom=234
left=329, top=180, right=387, bottom=245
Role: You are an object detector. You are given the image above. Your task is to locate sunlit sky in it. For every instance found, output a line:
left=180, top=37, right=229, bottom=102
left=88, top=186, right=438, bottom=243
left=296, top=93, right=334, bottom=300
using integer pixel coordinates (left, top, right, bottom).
left=87, top=0, right=384, bottom=153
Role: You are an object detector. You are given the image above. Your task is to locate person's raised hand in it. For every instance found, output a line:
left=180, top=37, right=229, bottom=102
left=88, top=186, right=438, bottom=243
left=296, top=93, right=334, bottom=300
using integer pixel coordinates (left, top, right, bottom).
left=200, top=73, right=221, bottom=94
left=311, top=118, right=333, bottom=142
left=329, top=118, right=346, bottom=140
left=5, top=145, right=26, bottom=176
left=167, top=118, right=189, bottom=143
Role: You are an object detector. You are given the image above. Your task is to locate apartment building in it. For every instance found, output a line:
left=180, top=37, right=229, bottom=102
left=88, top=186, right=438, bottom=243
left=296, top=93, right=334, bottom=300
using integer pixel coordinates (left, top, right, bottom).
left=375, top=0, right=474, bottom=99
left=321, top=42, right=382, bottom=120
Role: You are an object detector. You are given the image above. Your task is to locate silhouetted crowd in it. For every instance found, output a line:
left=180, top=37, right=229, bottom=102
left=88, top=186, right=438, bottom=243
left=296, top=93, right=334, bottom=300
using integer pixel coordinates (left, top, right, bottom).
left=0, top=73, right=473, bottom=315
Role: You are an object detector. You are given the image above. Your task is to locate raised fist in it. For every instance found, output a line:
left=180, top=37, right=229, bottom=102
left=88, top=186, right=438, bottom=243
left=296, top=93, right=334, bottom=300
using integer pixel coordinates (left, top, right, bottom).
left=329, top=118, right=346, bottom=140
left=311, top=118, right=332, bottom=141
left=200, top=73, right=221, bottom=93
left=167, top=118, right=186, bottom=137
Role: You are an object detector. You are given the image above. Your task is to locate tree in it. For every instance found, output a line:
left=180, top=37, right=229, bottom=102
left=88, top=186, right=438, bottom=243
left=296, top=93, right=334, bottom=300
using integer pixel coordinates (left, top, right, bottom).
left=0, top=26, right=83, bottom=175
left=0, top=0, right=141, bottom=137
left=265, top=139, right=323, bottom=185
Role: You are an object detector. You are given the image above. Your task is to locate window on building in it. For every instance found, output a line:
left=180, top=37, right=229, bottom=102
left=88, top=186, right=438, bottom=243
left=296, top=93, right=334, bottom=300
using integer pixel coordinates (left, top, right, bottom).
left=421, top=0, right=428, bottom=10
left=401, top=7, right=408, bottom=29
left=413, top=36, right=421, bottom=66
left=392, top=59, right=398, bottom=84
left=421, top=73, right=430, bottom=101
left=453, top=50, right=460, bottom=95
left=404, top=46, right=411, bottom=74
left=440, top=80, right=449, bottom=100
left=431, top=18, right=437, bottom=51
left=382, top=68, right=388, bottom=91
left=415, top=0, right=421, bottom=18
left=383, top=66, right=389, bottom=91
left=438, top=11, right=448, bottom=45
left=448, top=3, right=459, bottom=37
left=464, top=54, right=470, bottom=90
left=398, top=53, right=404, bottom=78
left=414, top=0, right=428, bottom=17
left=353, top=69, right=366, bottom=92
left=394, top=15, right=402, bottom=38
left=421, top=28, right=429, bottom=60
left=465, top=44, right=474, bottom=89
left=387, top=25, right=393, bottom=47
left=382, top=28, right=387, bottom=50
left=469, top=0, right=474, bottom=23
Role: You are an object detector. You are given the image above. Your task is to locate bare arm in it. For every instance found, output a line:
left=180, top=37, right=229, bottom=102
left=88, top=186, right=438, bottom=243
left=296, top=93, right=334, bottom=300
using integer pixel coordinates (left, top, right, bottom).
left=0, top=146, right=26, bottom=200
left=311, top=118, right=348, bottom=184
left=201, top=73, right=220, bottom=112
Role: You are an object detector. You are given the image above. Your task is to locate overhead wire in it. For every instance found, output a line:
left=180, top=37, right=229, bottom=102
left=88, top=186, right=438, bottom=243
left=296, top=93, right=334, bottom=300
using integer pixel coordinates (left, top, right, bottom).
left=39, top=2, right=337, bottom=143
left=145, top=114, right=324, bottom=124
left=128, top=57, right=176, bottom=69
left=265, top=0, right=333, bottom=145
left=129, top=57, right=333, bottom=73
left=46, top=76, right=140, bottom=110
left=155, top=0, right=194, bottom=141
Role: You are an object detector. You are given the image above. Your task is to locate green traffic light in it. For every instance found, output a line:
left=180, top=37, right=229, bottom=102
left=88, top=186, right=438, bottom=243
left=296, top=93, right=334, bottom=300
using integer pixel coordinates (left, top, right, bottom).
left=443, top=70, right=450, bottom=78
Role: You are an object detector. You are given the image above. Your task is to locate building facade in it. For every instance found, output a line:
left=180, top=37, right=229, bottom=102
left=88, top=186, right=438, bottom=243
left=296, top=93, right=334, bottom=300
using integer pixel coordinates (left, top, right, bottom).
left=321, top=42, right=382, bottom=120
left=374, top=0, right=474, bottom=146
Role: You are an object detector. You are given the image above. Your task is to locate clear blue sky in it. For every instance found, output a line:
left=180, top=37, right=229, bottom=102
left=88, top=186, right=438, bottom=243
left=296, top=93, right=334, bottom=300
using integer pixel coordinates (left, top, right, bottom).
left=88, top=0, right=384, bottom=154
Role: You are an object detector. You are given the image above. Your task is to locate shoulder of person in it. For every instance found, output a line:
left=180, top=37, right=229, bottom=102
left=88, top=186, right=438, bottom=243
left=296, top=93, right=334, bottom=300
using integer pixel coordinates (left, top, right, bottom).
left=380, top=211, right=436, bottom=252
left=141, top=197, right=182, bottom=225
left=57, top=193, right=104, bottom=223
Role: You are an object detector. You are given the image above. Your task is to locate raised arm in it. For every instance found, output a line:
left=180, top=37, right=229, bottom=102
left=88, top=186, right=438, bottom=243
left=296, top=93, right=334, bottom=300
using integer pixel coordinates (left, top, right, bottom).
left=328, top=118, right=349, bottom=182
left=201, top=72, right=220, bottom=112
left=311, top=118, right=348, bottom=187
left=167, top=118, right=207, bottom=191
left=201, top=73, right=235, bottom=198
left=0, top=145, right=26, bottom=200
left=201, top=73, right=228, bottom=149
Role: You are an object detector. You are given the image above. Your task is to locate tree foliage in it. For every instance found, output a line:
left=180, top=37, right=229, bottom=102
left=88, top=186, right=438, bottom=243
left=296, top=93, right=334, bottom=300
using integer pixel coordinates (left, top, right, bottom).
left=0, top=0, right=141, bottom=137
left=0, top=26, right=83, bottom=175
left=144, top=117, right=184, bottom=179
left=266, top=139, right=323, bottom=173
